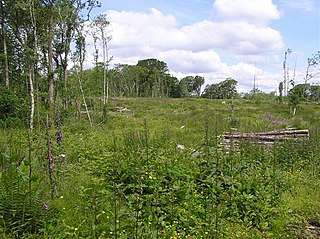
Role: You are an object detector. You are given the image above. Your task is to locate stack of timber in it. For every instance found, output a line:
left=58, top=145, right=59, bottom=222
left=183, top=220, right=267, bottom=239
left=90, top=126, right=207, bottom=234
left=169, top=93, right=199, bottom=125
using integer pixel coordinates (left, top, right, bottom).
left=221, top=129, right=309, bottom=151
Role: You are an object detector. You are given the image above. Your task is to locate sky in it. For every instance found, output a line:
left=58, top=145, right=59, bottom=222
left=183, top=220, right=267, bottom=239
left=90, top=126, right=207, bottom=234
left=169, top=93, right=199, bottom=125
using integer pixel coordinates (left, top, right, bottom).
left=86, top=0, right=320, bottom=93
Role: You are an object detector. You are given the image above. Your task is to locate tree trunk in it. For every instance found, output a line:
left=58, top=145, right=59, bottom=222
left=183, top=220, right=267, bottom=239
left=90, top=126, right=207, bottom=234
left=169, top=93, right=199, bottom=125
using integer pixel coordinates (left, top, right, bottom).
left=48, top=14, right=54, bottom=108
left=0, top=0, right=9, bottom=87
left=63, top=66, right=68, bottom=109
left=62, top=28, right=73, bottom=109
left=102, top=33, right=107, bottom=105
left=78, top=76, right=93, bottom=127
left=29, top=66, right=35, bottom=131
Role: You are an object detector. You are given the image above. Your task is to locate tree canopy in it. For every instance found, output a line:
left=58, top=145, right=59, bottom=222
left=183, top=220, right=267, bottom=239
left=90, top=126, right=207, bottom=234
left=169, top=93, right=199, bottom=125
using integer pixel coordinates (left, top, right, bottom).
left=202, top=77, right=238, bottom=99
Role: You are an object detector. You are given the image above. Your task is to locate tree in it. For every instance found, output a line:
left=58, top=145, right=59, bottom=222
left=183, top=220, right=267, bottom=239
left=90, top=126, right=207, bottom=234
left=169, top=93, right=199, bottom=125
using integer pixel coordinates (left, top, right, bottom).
left=202, top=77, right=238, bottom=99
left=194, top=76, right=205, bottom=97
left=278, top=82, right=284, bottom=102
left=219, top=77, right=238, bottom=99
left=91, top=13, right=112, bottom=105
left=0, top=0, right=9, bottom=87
left=180, top=75, right=205, bottom=97
left=283, top=48, right=292, bottom=96
left=201, top=83, right=219, bottom=99
left=53, top=0, right=89, bottom=109
left=137, top=58, right=170, bottom=97
left=310, top=85, right=320, bottom=102
left=288, top=83, right=310, bottom=115
left=305, top=51, right=320, bottom=83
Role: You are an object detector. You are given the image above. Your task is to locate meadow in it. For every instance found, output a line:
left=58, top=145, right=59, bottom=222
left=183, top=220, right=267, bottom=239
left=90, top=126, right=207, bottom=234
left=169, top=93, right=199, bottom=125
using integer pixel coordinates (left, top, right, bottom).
left=1, top=97, right=320, bottom=238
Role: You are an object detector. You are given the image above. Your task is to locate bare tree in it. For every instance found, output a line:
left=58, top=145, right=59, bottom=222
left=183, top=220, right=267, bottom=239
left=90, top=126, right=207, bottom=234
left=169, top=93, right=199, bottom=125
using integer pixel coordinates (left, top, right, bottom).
left=305, top=51, right=320, bottom=83
left=283, top=48, right=292, bottom=96
left=91, top=14, right=112, bottom=105
left=73, top=27, right=93, bottom=127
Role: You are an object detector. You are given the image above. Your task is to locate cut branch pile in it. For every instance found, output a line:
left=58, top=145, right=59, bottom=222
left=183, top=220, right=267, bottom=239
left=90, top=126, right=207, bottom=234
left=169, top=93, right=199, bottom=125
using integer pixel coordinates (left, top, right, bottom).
left=221, top=129, right=309, bottom=151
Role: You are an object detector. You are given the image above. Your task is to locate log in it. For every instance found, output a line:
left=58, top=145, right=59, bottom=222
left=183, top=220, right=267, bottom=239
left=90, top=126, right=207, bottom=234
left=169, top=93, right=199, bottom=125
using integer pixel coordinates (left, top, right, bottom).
left=220, top=129, right=309, bottom=152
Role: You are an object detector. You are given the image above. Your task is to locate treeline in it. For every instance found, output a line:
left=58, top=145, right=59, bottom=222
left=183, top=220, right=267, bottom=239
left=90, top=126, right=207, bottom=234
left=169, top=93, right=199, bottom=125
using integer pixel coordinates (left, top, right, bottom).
left=70, top=58, right=241, bottom=99
left=71, top=58, right=207, bottom=99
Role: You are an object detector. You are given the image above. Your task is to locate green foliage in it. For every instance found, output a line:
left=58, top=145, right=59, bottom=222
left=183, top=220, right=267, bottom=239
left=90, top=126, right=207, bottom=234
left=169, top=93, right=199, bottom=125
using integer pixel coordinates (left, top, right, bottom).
left=0, top=132, right=48, bottom=237
left=180, top=75, right=205, bottom=97
left=1, top=98, right=320, bottom=238
left=278, top=82, right=284, bottom=102
left=202, top=77, right=238, bottom=99
left=0, top=86, right=27, bottom=127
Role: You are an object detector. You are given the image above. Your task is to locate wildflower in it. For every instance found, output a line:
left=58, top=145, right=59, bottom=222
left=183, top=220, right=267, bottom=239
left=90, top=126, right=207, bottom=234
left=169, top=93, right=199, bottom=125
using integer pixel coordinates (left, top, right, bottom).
left=47, top=138, right=55, bottom=172
left=74, top=228, right=78, bottom=231
left=59, top=154, right=66, bottom=159
left=60, top=195, right=64, bottom=199
left=56, top=113, right=63, bottom=146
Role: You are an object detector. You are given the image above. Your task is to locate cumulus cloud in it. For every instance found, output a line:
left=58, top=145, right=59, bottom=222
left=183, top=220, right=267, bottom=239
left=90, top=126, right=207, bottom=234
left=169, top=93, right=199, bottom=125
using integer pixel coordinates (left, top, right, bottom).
left=213, top=0, right=281, bottom=25
left=159, top=50, right=227, bottom=74
left=85, top=2, right=285, bottom=92
left=107, top=12, right=283, bottom=56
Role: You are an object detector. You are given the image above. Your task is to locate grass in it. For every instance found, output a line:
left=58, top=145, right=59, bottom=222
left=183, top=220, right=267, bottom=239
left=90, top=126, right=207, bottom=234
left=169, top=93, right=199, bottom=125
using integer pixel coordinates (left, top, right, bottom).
left=1, top=97, right=320, bottom=238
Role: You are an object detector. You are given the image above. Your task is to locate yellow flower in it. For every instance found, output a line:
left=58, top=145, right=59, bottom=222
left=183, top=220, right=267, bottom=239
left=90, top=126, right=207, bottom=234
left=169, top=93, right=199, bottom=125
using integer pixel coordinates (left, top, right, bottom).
left=60, top=195, right=64, bottom=199
left=74, top=228, right=78, bottom=231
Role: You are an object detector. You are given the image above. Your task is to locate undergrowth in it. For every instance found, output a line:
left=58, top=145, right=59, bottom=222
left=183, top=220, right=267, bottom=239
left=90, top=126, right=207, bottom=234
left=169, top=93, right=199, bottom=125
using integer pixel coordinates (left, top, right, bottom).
left=0, top=98, right=319, bottom=238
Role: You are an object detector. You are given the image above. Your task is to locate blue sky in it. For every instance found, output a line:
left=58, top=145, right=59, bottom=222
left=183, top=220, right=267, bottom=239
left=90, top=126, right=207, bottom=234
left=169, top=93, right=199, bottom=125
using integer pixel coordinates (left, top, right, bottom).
left=87, top=0, right=320, bottom=92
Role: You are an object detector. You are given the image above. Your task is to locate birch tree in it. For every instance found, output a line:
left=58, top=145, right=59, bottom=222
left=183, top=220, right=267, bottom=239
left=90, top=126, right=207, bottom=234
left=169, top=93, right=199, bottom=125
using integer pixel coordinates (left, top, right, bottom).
left=91, top=14, right=112, bottom=105
left=0, top=0, right=9, bottom=87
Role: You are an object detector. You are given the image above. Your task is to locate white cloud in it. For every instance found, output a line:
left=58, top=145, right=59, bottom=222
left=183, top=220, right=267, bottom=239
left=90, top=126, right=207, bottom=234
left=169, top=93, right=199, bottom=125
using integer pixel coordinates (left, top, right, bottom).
left=159, top=50, right=227, bottom=74
left=278, top=0, right=319, bottom=12
left=84, top=6, right=285, bottom=92
left=213, top=0, right=281, bottom=25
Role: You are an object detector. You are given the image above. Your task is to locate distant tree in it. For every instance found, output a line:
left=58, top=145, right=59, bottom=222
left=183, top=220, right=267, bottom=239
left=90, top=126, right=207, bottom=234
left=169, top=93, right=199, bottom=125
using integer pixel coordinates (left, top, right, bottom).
left=278, top=82, right=284, bottom=102
left=194, top=76, right=205, bottom=97
left=168, top=76, right=182, bottom=98
left=164, top=75, right=180, bottom=98
left=283, top=48, right=292, bottom=96
left=180, top=75, right=205, bottom=97
left=201, top=83, right=219, bottom=99
left=288, top=83, right=310, bottom=115
left=305, top=51, right=320, bottom=83
left=219, top=77, right=238, bottom=99
left=137, top=58, right=170, bottom=97
left=310, top=85, right=320, bottom=102
left=178, top=79, right=190, bottom=98
left=202, top=77, right=238, bottom=99
left=91, top=13, right=112, bottom=105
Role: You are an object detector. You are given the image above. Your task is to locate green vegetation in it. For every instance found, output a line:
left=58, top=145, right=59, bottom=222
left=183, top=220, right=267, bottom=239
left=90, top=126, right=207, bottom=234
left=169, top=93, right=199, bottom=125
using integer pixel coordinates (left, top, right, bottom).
left=1, top=97, right=320, bottom=238
left=1, top=1, right=320, bottom=238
